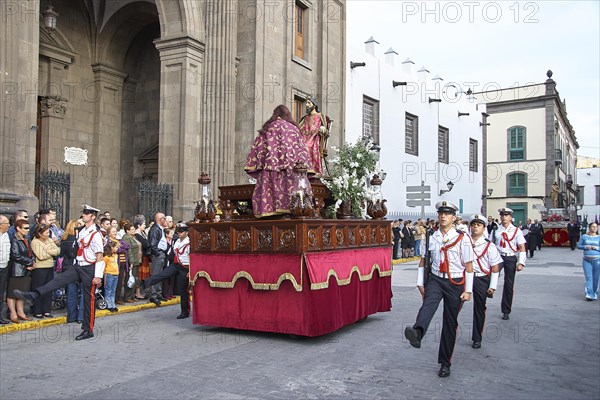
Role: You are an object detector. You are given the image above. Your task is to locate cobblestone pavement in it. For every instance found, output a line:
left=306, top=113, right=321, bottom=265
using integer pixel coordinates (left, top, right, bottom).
left=1, top=247, right=598, bottom=400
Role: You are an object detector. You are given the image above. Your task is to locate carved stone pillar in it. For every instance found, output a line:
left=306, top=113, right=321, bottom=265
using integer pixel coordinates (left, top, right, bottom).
left=0, top=0, right=40, bottom=213
left=38, top=96, right=68, bottom=171
left=91, top=64, right=127, bottom=215
left=155, top=36, right=204, bottom=220
left=200, top=0, right=238, bottom=193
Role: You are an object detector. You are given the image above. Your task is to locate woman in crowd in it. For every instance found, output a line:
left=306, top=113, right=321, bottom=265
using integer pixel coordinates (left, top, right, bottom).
left=577, top=222, right=599, bottom=301
left=31, top=224, right=60, bottom=318
left=106, top=226, right=130, bottom=304
left=60, top=219, right=84, bottom=323
left=121, top=223, right=142, bottom=301
left=7, top=219, right=35, bottom=322
left=162, top=228, right=175, bottom=300
left=134, top=219, right=151, bottom=299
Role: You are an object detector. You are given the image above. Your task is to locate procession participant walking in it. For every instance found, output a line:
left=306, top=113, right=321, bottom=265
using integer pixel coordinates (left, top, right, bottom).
left=14, top=205, right=105, bottom=341
left=141, top=224, right=191, bottom=318
left=489, top=207, right=526, bottom=320
left=404, top=201, right=474, bottom=378
left=468, top=214, right=502, bottom=349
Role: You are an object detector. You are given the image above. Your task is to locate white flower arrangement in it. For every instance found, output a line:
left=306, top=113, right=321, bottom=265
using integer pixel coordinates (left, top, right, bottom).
left=323, top=138, right=380, bottom=218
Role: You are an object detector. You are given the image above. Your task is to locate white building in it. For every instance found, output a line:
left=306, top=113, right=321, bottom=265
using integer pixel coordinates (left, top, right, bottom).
left=577, top=167, right=600, bottom=223
left=345, top=38, right=484, bottom=219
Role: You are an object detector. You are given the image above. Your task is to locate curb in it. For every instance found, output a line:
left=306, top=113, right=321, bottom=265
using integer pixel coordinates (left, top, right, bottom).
left=392, top=256, right=420, bottom=265
left=0, top=297, right=181, bottom=336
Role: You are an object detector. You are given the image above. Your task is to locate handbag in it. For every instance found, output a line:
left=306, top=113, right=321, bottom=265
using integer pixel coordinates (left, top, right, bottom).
left=55, top=257, right=64, bottom=273
left=127, top=268, right=135, bottom=288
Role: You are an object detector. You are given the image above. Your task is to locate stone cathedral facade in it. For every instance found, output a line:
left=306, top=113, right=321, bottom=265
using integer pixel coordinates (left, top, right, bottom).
left=0, top=0, right=346, bottom=220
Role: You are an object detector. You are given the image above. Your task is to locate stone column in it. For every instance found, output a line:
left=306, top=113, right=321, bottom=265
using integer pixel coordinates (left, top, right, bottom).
left=0, top=0, right=40, bottom=213
left=155, top=36, right=204, bottom=221
left=39, top=96, right=68, bottom=170
left=91, top=64, right=127, bottom=215
left=200, top=0, right=238, bottom=193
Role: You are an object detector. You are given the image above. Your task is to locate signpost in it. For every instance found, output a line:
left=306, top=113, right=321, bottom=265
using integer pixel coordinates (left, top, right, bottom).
left=406, top=181, right=431, bottom=219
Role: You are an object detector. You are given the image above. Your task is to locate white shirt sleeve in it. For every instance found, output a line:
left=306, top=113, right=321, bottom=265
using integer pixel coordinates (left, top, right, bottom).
left=487, top=243, right=503, bottom=267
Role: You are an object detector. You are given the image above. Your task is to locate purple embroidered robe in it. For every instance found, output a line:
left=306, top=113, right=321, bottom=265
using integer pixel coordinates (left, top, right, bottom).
left=244, top=118, right=312, bottom=218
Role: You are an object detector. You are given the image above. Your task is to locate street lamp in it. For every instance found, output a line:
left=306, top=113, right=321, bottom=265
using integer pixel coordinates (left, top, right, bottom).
left=439, top=181, right=454, bottom=196
left=42, top=2, right=59, bottom=33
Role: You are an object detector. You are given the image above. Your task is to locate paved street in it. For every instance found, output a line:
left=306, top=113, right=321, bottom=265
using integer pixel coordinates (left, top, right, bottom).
left=1, top=247, right=598, bottom=400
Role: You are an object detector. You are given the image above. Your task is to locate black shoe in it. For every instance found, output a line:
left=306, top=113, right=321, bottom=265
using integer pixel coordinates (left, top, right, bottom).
left=13, top=290, right=39, bottom=305
left=43, top=313, right=54, bottom=318
left=149, top=296, right=161, bottom=306
left=75, top=331, right=94, bottom=341
left=157, top=295, right=167, bottom=302
left=176, top=314, right=189, bottom=319
left=502, top=313, right=510, bottom=320
left=108, top=308, right=118, bottom=313
left=438, top=364, right=451, bottom=378
left=472, top=341, right=481, bottom=349
left=404, top=326, right=422, bottom=349
left=0, top=319, right=10, bottom=325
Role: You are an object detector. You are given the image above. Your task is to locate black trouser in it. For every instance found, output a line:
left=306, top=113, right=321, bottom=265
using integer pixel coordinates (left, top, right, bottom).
left=472, top=275, right=490, bottom=342
left=0, top=267, right=9, bottom=319
left=144, top=263, right=190, bottom=316
left=501, top=255, right=517, bottom=315
left=413, top=274, right=464, bottom=367
left=393, top=239, right=399, bottom=259
left=31, top=268, right=54, bottom=315
left=34, top=263, right=96, bottom=332
left=569, top=236, right=578, bottom=250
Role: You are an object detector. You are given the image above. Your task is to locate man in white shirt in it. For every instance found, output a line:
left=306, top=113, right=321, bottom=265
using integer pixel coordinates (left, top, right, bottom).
left=0, top=215, right=11, bottom=324
left=489, top=207, right=527, bottom=320
left=15, top=204, right=105, bottom=340
left=404, top=201, right=474, bottom=378
left=468, top=214, right=502, bottom=349
left=141, top=224, right=191, bottom=319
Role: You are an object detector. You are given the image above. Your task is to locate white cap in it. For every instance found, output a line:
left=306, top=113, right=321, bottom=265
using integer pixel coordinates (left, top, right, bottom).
left=81, top=204, right=100, bottom=214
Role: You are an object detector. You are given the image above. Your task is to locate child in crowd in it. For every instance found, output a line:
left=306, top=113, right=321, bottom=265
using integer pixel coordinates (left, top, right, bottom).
left=103, top=242, right=120, bottom=312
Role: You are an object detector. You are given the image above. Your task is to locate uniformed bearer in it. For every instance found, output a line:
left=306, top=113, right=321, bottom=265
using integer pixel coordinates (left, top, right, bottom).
left=489, top=207, right=526, bottom=320
left=15, top=205, right=105, bottom=341
left=468, top=214, right=502, bottom=349
left=404, top=201, right=474, bottom=378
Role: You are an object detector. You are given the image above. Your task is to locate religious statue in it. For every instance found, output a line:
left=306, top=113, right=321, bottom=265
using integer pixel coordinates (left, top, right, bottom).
left=551, top=181, right=560, bottom=208
left=298, top=98, right=328, bottom=176
left=244, top=105, right=313, bottom=218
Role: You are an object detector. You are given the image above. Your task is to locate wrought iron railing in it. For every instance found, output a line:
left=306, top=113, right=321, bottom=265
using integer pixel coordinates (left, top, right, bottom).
left=37, top=169, right=70, bottom=228
left=137, top=180, right=173, bottom=221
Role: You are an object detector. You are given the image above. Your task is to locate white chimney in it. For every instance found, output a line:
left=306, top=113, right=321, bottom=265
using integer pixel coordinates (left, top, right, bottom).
left=384, top=47, right=398, bottom=66
left=417, top=66, right=430, bottom=81
left=402, top=57, right=415, bottom=74
left=364, top=36, right=379, bottom=56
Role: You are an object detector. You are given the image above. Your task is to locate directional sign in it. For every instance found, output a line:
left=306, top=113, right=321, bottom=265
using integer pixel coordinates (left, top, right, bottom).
left=407, top=192, right=431, bottom=200
left=406, top=200, right=431, bottom=207
left=406, top=185, right=431, bottom=192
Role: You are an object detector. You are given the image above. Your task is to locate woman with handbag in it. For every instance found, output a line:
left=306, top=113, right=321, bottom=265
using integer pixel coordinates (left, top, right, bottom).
left=134, top=220, right=151, bottom=299
left=31, top=223, right=60, bottom=318
left=121, top=223, right=142, bottom=302
left=7, top=219, right=36, bottom=323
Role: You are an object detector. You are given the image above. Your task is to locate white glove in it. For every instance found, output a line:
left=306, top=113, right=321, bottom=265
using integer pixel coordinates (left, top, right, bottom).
left=489, top=271, right=499, bottom=290
left=417, top=267, right=424, bottom=287
left=465, top=271, right=474, bottom=293
left=517, top=252, right=526, bottom=267
left=94, top=260, right=106, bottom=278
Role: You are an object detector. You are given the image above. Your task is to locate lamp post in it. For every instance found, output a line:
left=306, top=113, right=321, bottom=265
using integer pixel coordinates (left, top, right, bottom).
left=194, top=172, right=216, bottom=222
left=366, top=174, right=387, bottom=220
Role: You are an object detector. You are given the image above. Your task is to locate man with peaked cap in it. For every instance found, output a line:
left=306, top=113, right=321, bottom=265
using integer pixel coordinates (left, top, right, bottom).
left=468, top=214, right=503, bottom=349
left=404, top=201, right=474, bottom=378
left=140, top=223, right=191, bottom=318
left=489, top=207, right=526, bottom=320
left=15, top=204, right=105, bottom=341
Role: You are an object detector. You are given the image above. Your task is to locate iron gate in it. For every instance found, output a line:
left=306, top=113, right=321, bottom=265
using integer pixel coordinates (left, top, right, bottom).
left=137, top=180, right=173, bottom=220
left=37, top=169, right=70, bottom=228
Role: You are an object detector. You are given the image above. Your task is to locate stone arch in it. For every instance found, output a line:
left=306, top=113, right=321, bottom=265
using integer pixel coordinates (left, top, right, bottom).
left=155, top=0, right=204, bottom=41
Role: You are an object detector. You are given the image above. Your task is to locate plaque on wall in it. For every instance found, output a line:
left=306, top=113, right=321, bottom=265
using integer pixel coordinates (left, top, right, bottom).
left=64, top=147, right=88, bottom=166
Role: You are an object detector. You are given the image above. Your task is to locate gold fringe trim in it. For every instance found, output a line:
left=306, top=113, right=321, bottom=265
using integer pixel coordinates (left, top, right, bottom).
left=190, top=270, right=303, bottom=292
left=309, top=264, right=392, bottom=290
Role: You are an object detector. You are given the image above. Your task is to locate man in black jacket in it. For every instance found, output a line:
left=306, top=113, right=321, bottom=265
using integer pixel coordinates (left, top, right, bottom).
left=147, top=212, right=168, bottom=304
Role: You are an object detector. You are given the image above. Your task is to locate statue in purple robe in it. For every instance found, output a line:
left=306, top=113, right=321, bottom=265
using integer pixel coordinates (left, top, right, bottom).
left=244, top=105, right=312, bottom=218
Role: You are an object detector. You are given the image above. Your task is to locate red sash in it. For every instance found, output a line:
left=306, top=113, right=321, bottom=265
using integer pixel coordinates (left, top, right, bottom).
left=473, top=241, right=492, bottom=275
left=500, top=227, right=519, bottom=252
left=174, top=243, right=190, bottom=265
left=78, top=230, right=99, bottom=264
left=440, top=233, right=465, bottom=285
